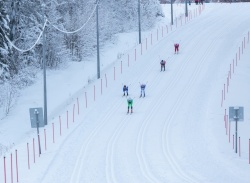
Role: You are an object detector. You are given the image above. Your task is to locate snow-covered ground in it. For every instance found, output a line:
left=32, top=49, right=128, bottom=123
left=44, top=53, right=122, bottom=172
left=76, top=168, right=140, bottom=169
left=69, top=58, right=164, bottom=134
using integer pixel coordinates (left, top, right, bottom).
left=1, top=2, right=250, bottom=183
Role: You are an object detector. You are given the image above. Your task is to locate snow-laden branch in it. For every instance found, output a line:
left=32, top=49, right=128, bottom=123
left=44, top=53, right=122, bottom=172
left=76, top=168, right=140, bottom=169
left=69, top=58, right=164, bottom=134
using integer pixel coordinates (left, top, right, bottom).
left=47, top=0, right=98, bottom=34
left=1, top=19, right=48, bottom=53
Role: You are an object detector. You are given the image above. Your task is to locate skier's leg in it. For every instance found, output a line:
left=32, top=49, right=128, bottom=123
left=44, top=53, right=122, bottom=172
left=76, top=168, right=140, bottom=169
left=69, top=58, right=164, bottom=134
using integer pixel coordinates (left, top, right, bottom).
left=131, top=106, right=133, bottom=113
left=127, top=106, right=129, bottom=113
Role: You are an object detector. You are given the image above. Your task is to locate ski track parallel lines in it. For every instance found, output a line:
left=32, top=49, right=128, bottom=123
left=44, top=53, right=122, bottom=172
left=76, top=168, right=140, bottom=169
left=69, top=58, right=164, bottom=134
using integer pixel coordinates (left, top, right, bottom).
left=105, top=116, right=132, bottom=183
left=134, top=17, right=210, bottom=182
left=161, top=40, right=216, bottom=183
left=69, top=98, right=125, bottom=183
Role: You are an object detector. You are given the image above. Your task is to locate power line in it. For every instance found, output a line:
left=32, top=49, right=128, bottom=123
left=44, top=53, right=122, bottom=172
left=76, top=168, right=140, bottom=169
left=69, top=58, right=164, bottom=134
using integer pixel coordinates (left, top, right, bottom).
left=1, top=0, right=99, bottom=52
left=0, top=19, right=48, bottom=53
left=47, top=1, right=98, bottom=34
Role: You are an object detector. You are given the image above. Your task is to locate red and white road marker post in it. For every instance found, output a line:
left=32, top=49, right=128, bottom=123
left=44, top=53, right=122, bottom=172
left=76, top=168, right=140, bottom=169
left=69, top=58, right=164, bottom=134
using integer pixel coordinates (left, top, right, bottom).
left=73, top=104, right=75, bottom=122
left=11, top=153, right=13, bottom=183
left=27, top=143, right=30, bottom=169
left=4, top=156, right=6, bottom=183
left=15, top=150, right=18, bottom=183
left=249, top=139, right=250, bottom=164
left=93, top=85, right=95, bottom=101
left=33, top=138, right=35, bottom=163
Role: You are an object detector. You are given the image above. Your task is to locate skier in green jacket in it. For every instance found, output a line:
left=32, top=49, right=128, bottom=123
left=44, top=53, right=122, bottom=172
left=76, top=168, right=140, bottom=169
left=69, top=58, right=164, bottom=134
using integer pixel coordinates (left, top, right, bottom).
left=127, top=97, right=133, bottom=114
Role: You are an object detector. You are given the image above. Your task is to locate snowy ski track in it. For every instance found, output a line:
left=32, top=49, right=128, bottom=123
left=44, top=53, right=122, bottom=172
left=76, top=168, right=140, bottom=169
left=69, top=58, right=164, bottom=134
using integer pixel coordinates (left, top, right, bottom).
left=37, top=4, right=250, bottom=183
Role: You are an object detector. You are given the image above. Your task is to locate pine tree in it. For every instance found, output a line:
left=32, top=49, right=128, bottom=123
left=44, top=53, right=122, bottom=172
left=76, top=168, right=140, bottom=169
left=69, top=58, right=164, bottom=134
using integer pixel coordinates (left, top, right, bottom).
left=8, top=0, right=21, bottom=76
left=0, top=0, right=11, bottom=82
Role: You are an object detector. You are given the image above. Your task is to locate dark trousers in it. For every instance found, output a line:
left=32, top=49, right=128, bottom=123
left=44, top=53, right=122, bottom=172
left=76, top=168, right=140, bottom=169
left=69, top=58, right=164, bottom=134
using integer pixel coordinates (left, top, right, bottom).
left=140, top=89, right=145, bottom=97
left=161, top=65, right=165, bottom=71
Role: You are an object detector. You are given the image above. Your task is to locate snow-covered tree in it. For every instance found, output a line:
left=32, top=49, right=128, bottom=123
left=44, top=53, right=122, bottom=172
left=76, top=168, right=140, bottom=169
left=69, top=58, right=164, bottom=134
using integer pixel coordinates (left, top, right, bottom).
left=0, top=0, right=11, bottom=82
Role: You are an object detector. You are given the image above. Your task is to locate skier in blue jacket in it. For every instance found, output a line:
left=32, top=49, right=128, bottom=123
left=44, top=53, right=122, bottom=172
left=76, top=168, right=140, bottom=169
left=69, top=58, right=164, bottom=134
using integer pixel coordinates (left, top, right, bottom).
left=123, top=85, right=128, bottom=96
left=140, top=83, right=146, bottom=97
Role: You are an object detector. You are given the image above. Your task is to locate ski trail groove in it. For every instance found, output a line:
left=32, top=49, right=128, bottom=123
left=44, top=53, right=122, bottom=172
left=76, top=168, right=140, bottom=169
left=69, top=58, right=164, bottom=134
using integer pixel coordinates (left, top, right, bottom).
left=69, top=99, right=125, bottom=183
left=105, top=117, right=130, bottom=183
left=134, top=17, right=208, bottom=182
left=161, top=40, right=216, bottom=183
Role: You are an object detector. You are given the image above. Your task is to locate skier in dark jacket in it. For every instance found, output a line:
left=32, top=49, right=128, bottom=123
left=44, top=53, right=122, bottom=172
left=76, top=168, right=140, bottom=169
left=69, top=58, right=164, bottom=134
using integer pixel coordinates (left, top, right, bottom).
left=140, top=83, right=146, bottom=97
left=174, top=43, right=179, bottom=54
left=123, top=85, right=128, bottom=96
left=160, top=60, right=166, bottom=71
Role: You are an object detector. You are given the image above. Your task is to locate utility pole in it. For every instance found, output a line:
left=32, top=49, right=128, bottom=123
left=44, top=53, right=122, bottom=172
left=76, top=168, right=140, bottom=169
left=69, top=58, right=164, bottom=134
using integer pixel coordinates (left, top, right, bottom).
left=138, top=0, right=141, bottom=44
left=96, top=0, right=100, bottom=79
left=42, top=3, right=48, bottom=125
left=171, top=0, right=173, bottom=25
left=185, top=0, right=188, bottom=17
